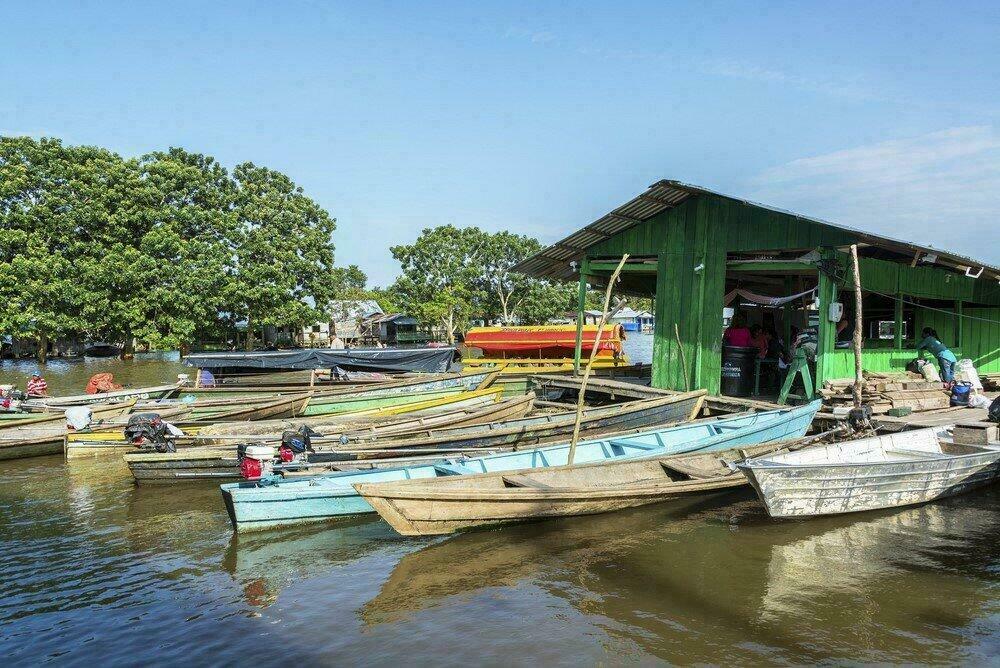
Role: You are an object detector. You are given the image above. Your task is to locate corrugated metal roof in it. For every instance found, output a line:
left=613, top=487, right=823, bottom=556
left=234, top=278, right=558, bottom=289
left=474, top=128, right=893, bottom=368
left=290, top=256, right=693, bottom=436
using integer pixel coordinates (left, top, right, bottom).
left=514, top=179, right=1000, bottom=283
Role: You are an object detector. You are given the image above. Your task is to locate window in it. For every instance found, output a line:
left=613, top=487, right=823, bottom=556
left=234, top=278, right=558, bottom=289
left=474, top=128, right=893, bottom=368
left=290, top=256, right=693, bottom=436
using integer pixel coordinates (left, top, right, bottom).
left=872, top=320, right=906, bottom=340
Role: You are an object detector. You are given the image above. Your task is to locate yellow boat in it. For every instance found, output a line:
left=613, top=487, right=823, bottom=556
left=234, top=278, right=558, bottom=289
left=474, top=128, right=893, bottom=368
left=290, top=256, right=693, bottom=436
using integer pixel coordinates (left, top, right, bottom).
left=462, top=356, right=631, bottom=374
left=66, top=387, right=504, bottom=456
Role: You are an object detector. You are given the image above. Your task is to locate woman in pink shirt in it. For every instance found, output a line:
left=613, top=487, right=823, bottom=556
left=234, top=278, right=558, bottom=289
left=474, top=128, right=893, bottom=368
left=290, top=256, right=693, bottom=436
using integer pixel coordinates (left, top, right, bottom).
left=723, top=314, right=753, bottom=347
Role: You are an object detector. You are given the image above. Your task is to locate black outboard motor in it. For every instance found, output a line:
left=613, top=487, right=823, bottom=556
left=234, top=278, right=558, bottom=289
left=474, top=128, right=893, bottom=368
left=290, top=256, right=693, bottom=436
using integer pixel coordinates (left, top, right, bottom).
left=277, top=425, right=317, bottom=463
left=124, top=413, right=175, bottom=453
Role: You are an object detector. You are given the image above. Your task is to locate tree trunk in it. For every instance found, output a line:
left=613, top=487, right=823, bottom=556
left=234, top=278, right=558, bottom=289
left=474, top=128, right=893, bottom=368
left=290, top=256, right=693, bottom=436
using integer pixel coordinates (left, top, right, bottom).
left=447, top=309, right=455, bottom=345
left=122, top=329, right=135, bottom=360
left=179, top=342, right=190, bottom=357
left=245, top=315, right=255, bottom=351
left=37, top=332, right=48, bottom=364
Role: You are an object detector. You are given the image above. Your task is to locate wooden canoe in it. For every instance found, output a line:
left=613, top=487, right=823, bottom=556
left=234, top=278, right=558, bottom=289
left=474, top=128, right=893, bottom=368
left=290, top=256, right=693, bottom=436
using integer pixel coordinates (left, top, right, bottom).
left=333, top=390, right=707, bottom=459
left=123, top=389, right=513, bottom=484
left=223, top=402, right=820, bottom=532
left=22, top=384, right=180, bottom=407
left=354, top=402, right=820, bottom=536
left=0, top=401, right=138, bottom=460
left=738, top=427, right=1000, bottom=518
left=63, top=394, right=312, bottom=456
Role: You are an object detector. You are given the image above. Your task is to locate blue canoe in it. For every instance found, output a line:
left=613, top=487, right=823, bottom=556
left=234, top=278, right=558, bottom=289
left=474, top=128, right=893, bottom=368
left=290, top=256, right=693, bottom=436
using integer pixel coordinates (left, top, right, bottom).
left=221, top=400, right=820, bottom=532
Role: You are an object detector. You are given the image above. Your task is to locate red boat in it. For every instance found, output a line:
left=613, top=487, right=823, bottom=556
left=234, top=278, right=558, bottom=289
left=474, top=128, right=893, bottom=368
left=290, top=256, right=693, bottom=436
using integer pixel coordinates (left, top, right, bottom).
left=464, top=325, right=625, bottom=358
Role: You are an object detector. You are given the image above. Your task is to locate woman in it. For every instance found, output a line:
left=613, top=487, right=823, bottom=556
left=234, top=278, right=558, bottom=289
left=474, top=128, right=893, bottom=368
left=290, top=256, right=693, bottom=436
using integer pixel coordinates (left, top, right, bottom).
left=917, top=327, right=958, bottom=383
left=723, top=313, right=752, bottom=347
left=749, top=324, right=769, bottom=359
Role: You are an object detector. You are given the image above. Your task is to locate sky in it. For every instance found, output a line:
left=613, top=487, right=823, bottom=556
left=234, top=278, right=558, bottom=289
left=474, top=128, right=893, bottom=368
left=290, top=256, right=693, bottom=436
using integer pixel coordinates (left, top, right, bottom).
left=2, top=0, right=998, bottom=285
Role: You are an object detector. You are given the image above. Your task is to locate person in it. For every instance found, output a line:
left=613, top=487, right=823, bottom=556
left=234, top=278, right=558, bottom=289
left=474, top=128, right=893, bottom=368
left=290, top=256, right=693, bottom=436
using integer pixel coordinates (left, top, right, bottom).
left=791, top=327, right=818, bottom=362
left=26, top=372, right=48, bottom=396
left=329, top=334, right=345, bottom=350
left=835, top=316, right=854, bottom=348
left=749, top=325, right=769, bottom=359
left=723, top=313, right=753, bottom=347
left=917, top=327, right=958, bottom=383
left=765, top=326, right=785, bottom=360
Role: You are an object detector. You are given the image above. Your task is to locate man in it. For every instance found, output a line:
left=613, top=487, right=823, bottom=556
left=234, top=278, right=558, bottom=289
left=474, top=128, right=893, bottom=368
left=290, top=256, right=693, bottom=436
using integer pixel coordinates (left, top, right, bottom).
left=26, top=372, right=48, bottom=396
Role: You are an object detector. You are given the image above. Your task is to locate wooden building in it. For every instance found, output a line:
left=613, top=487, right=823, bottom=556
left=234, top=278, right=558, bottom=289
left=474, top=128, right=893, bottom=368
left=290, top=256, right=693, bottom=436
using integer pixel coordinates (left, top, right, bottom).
left=515, top=180, right=1000, bottom=395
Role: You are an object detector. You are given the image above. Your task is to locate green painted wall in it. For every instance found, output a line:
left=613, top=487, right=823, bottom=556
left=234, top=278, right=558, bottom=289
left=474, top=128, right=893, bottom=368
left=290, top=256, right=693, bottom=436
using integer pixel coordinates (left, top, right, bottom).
left=964, top=308, right=1000, bottom=373
left=585, top=193, right=1000, bottom=390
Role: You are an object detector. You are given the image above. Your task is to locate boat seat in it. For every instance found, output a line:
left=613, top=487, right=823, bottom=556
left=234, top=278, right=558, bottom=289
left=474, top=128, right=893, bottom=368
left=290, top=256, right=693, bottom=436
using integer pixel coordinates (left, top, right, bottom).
left=502, top=475, right=553, bottom=489
left=883, top=448, right=946, bottom=460
left=433, top=463, right=478, bottom=476
left=606, top=438, right=660, bottom=450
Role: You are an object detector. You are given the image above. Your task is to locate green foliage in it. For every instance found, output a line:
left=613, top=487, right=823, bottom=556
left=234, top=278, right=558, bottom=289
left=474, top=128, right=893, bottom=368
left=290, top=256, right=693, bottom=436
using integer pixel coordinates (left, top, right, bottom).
left=227, top=162, right=337, bottom=348
left=0, top=136, right=339, bottom=358
left=390, top=225, right=570, bottom=338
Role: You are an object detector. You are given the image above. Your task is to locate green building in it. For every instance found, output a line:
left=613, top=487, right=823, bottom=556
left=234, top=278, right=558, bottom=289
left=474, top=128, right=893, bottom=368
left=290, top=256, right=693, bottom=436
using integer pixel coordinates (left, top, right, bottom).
left=515, top=180, right=1000, bottom=394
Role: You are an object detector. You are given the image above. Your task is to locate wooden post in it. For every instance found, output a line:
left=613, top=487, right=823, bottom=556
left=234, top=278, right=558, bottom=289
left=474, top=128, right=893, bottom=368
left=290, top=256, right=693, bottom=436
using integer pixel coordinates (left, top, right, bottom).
left=850, top=245, right=864, bottom=408
left=194, top=368, right=202, bottom=389
left=893, top=292, right=903, bottom=349
left=956, top=300, right=963, bottom=352
left=573, top=258, right=589, bottom=375
left=568, top=255, right=628, bottom=465
left=815, top=248, right=837, bottom=389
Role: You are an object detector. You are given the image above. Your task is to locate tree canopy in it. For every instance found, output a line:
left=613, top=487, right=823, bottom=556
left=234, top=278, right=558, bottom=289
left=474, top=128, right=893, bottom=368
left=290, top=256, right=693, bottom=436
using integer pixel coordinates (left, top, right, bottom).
left=0, top=136, right=341, bottom=358
left=390, top=225, right=571, bottom=340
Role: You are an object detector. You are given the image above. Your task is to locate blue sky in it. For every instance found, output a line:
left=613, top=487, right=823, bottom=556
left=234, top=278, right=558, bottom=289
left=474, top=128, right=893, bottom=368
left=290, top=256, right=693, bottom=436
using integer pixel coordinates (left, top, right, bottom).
left=3, top=1, right=998, bottom=284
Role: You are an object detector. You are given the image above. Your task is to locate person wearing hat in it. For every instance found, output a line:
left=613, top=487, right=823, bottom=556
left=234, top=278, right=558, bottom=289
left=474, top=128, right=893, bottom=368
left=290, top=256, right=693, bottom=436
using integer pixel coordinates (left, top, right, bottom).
left=26, top=372, right=48, bottom=397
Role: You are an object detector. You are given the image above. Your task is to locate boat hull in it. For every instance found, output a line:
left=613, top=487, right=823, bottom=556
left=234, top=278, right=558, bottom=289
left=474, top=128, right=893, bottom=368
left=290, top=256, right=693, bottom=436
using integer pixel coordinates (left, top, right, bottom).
left=225, top=401, right=819, bottom=533
left=357, top=403, right=820, bottom=535
left=740, top=434, right=1000, bottom=518
left=362, top=477, right=747, bottom=536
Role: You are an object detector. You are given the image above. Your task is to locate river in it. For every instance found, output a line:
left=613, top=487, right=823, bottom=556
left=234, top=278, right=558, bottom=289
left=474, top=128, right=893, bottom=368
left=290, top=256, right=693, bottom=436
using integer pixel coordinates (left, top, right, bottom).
left=1, top=336, right=998, bottom=664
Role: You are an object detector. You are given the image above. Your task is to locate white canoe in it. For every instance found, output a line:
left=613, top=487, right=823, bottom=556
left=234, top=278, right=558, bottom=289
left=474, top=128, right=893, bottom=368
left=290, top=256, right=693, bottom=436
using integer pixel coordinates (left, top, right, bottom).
left=738, top=427, right=1000, bottom=518
left=25, top=384, right=180, bottom=407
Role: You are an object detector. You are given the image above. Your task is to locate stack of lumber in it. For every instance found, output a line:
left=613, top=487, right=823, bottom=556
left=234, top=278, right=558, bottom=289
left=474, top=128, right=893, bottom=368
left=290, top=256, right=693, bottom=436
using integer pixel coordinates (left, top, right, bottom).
left=818, top=372, right=949, bottom=414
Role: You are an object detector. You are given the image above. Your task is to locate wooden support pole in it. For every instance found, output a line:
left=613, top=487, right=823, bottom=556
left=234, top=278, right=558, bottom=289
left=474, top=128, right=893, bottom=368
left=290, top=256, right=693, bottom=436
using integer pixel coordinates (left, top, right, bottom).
left=815, top=249, right=837, bottom=389
left=956, top=300, right=964, bottom=351
left=893, top=292, right=903, bottom=349
left=568, top=254, right=628, bottom=465
left=850, top=245, right=864, bottom=408
left=573, top=258, right=589, bottom=375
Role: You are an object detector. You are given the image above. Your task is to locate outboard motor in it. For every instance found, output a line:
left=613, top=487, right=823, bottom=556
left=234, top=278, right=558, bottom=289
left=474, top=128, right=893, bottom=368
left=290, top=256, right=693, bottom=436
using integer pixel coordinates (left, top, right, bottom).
left=278, top=425, right=316, bottom=463
left=237, top=443, right=275, bottom=480
left=124, top=413, right=175, bottom=452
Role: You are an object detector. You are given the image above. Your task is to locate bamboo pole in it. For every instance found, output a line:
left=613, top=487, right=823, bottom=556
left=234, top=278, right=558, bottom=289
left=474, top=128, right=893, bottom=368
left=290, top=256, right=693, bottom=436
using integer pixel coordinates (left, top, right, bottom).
left=567, top=254, right=629, bottom=465
left=850, top=244, right=864, bottom=408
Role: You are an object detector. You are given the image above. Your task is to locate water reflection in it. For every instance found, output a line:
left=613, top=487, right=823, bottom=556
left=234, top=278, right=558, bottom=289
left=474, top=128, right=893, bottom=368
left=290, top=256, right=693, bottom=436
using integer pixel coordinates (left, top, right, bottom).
left=221, top=519, right=391, bottom=608
left=358, top=487, right=1000, bottom=663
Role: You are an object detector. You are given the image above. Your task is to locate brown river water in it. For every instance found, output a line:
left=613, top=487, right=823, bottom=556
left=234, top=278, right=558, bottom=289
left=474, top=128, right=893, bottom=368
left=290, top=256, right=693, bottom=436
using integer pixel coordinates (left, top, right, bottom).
left=1, top=341, right=998, bottom=665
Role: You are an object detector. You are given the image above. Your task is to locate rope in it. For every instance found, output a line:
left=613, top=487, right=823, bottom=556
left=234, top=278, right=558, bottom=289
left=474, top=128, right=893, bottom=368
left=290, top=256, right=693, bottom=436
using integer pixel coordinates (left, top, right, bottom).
left=863, top=288, right=1000, bottom=326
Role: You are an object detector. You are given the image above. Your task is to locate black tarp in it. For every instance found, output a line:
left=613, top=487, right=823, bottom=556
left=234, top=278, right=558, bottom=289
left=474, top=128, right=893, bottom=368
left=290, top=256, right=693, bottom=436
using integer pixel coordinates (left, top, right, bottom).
left=183, top=347, right=457, bottom=374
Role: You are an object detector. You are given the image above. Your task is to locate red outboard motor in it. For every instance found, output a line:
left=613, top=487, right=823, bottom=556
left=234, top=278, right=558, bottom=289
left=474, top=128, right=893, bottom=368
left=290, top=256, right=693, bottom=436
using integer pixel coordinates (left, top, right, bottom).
left=237, top=443, right=275, bottom=480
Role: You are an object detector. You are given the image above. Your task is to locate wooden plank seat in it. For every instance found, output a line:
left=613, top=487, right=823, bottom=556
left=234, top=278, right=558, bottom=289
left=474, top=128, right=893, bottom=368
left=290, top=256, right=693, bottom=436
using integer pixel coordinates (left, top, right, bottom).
left=434, top=462, right=479, bottom=475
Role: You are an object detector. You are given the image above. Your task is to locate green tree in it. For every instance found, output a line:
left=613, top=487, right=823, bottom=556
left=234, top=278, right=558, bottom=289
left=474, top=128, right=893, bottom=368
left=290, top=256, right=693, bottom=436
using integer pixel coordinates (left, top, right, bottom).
left=228, top=162, right=337, bottom=349
left=0, top=137, right=123, bottom=361
left=390, top=225, right=482, bottom=343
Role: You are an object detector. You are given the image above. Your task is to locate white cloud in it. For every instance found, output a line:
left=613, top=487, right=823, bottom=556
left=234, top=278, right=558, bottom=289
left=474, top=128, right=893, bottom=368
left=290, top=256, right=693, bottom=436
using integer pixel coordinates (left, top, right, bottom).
left=504, top=27, right=555, bottom=44
left=747, top=126, right=1000, bottom=265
